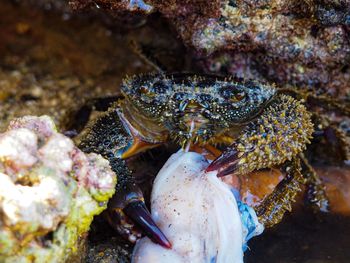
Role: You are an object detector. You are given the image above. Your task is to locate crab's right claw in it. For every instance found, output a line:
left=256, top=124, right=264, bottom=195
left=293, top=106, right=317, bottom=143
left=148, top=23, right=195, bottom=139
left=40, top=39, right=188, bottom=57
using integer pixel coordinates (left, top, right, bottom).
left=106, top=184, right=171, bottom=249
left=205, top=148, right=240, bottom=177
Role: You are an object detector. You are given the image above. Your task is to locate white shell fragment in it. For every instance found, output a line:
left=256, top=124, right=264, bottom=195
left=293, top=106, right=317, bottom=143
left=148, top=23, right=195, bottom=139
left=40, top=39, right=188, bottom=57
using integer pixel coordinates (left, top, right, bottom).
left=132, top=151, right=263, bottom=263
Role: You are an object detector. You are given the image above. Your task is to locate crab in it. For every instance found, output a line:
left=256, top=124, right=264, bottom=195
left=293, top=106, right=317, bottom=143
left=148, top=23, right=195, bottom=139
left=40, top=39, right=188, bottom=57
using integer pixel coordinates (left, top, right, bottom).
left=71, top=73, right=349, bottom=249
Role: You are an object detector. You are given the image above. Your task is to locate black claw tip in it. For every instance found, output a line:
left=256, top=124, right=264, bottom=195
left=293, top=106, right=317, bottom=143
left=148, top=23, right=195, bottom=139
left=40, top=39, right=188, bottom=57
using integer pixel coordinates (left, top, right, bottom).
left=205, top=149, right=239, bottom=177
left=124, top=201, right=172, bottom=249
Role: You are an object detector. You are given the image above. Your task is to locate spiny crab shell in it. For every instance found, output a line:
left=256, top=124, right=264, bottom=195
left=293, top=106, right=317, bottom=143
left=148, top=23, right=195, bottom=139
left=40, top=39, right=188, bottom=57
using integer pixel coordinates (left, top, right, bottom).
left=233, top=95, right=314, bottom=175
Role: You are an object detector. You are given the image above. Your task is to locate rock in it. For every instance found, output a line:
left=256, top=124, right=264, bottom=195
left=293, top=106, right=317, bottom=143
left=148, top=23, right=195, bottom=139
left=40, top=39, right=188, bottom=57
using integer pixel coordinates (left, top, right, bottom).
left=0, top=116, right=116, bottom=263
left=68, top=0, right=350, bottom=98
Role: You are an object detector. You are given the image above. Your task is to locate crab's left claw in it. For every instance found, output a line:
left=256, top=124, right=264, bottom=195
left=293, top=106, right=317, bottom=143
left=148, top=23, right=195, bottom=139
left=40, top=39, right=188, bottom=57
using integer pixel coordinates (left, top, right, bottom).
left=106, top=182, right=172, bottom=249
left=124, top=201, right=172, bottom=248
left=205, top=148, right=240, bottom=177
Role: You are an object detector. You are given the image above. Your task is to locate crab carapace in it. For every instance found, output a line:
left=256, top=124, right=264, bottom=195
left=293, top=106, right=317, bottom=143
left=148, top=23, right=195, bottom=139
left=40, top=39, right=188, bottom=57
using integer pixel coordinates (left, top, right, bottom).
left=78, top=73, right=328, bottom=248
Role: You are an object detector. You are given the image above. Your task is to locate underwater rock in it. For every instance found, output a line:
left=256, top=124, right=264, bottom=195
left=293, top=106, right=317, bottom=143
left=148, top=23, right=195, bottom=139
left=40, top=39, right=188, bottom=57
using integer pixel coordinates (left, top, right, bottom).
left=132, top=151, right=263, bottom=263
left=0, top=115, right=116, bottom=263
left=191, top=2, right=350, bottom=97
left=69, top=0, right=154, bottom=14
left=68, top=0, right=350, bottom=98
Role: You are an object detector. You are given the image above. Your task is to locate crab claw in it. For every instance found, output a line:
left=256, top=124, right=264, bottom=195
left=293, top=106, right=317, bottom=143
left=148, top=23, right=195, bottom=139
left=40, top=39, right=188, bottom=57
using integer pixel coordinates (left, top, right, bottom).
left=124, top=201, right=172, bottom=249
left=106, top=183, right=171, bottom=249
left=205, top=148, right=240, bottom=177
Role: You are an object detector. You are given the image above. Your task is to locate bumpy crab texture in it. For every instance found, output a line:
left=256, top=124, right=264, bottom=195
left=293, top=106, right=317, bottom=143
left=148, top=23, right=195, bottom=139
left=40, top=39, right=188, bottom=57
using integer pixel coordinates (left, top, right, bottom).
left=121, top=73, right=275, bottom=146
left=234, top=95, right=314, bottom=175
left=0, top=116, right=116, bottom=263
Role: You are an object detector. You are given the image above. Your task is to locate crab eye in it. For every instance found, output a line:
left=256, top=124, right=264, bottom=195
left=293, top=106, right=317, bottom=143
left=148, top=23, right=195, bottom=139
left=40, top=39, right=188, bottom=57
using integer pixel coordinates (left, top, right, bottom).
left=231, top=91, right=246, bottom=102
left=220, top=86, right=246, bottom=102
left=138, top=86, right=155, bottom=97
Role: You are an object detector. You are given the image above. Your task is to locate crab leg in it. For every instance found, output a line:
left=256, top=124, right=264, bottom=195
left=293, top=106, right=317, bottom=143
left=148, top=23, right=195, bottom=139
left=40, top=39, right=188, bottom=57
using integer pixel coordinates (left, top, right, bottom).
left=207, top=94, right=314, bottom=177
left=64, top=95, right=122, bottom=135
left=299, top=154, right=329, bottom=212
left=206, top=94, right=331, bottom=219
left=312, top=113, right=350, bottom=162
left=79, top=107, right=171, bottom=248
left=255, top=159, right=304, bottom=228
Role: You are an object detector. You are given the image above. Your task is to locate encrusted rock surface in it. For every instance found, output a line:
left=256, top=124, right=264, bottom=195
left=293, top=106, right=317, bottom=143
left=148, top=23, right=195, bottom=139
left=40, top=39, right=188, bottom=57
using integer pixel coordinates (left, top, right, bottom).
left=69, top=0, right=350, bottom=98
left=0, top=116, right=116, bottom=263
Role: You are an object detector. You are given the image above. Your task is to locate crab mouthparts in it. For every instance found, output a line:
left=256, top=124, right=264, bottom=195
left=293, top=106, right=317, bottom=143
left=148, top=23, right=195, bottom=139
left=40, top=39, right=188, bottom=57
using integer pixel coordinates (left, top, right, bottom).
left=183, top=115, right=209, bottom=134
